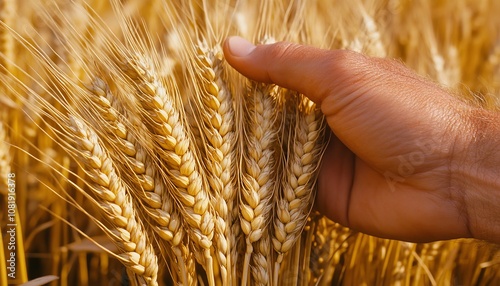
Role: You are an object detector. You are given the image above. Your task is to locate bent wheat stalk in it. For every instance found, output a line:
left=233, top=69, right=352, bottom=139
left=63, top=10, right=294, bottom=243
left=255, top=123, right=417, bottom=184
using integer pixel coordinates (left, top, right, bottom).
left=86, top=76, right=192, bottom=285
left=68, top=115, right=159, bottom=286
left=117, top=52, right=215, bottom=286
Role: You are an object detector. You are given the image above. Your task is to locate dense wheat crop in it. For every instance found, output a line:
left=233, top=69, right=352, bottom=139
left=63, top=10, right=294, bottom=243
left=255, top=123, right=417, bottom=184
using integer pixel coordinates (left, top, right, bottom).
left=0, top=0, right=499, bottom=285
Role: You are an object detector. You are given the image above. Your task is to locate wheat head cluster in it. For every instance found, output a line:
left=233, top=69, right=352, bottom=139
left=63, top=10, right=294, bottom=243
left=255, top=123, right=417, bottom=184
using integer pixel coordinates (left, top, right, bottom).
left=0, top=0, right=499, bottom=285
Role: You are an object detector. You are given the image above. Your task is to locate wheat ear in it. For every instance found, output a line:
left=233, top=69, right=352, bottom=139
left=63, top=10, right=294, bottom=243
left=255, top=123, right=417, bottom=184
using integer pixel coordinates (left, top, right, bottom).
left=240, top=84, right=281, bottom=286
left=117, top=53, right=215, bottom=285
left=68, top=115, right=159, bottom=286
left=87, top=77, right=193, bottom=285
left=195, top=44, right=237, bottom=286
left=272, top=96, right=326, bottom=283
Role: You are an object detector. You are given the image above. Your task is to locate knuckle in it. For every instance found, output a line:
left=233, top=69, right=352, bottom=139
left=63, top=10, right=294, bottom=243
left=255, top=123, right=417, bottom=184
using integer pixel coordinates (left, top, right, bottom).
left=267, top=41, right=303, bottom=61
left=324, top=50, right=372, bottom=87
left=326, top=50, right=369, bottom=77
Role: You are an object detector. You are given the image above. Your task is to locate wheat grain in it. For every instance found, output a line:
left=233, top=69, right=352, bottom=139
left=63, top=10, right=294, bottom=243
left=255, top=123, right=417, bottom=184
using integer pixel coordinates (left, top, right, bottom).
left=68, top=115, right=159, bottom=286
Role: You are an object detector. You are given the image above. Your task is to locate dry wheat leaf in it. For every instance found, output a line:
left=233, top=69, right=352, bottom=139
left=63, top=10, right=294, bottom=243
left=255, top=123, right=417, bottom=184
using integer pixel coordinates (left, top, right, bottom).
left=20, top=275, right=59, bottom=286
left=66, top=235, right=118, bottom=253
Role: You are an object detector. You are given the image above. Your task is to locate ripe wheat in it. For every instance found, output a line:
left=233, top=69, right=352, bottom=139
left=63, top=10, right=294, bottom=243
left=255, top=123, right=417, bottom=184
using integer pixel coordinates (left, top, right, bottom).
left=194, top=44, right=237, bottom=286
left=272, top=94, right=326, bottom=284
left=117, top=51, right=217, bottom=285
left=68, top=115, right=159, bottom=286
left=239, top=84, right=282, bottom=285
left=86, top=76, right=194, bottom=285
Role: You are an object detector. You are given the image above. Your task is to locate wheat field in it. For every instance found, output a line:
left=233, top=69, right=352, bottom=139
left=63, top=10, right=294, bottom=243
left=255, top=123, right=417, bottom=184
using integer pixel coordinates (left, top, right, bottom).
left=0, top=0, right=499, bottom=285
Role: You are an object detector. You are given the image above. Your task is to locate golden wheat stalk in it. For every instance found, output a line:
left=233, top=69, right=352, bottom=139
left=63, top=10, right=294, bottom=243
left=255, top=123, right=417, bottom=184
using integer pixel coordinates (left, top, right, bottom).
left=68, top=115, right=159, bottom=286
left=239, top=84, right=282, bottom=285
left=86, top=76, right=194, bottom=285
left=272, top=95, right=326, bottom=283
left=116, top=51, right=216, bottom=285
left=193, top=43, right=237, bottom=286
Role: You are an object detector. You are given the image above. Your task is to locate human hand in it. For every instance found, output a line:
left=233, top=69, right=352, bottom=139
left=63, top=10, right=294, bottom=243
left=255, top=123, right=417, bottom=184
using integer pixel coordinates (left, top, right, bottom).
left=223, top=36, right=500, bottom=243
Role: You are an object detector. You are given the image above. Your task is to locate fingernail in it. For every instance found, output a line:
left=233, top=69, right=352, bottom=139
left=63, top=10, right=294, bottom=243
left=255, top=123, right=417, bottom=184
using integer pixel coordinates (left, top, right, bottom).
left=227, top=36, right=256, bottom=57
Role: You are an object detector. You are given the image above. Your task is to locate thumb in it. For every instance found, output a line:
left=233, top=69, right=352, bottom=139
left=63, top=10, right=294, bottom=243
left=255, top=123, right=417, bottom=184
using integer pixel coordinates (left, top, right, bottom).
left=223, top=36, right=364, bottom=104
left=223, top=36, right=461, bottom=162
